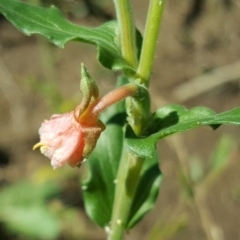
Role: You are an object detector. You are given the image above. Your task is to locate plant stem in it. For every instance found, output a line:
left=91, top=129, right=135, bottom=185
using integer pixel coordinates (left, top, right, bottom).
left=107, top=1, right=143, bottom=239
left=78, top=83, right=138, bottom=126
left=113, top=0, right=138, bottom=68
left=107, top=151, right=144, bottom=240
left=137, top=0, right=165, bottom=85
left=108, top=1, right=165, bottom=239
left=194, top=187, right=224, bottom=240
left=92, top=83, right=138, bottom=115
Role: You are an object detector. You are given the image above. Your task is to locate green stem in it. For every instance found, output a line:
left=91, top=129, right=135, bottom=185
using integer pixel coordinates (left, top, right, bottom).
left=137, top=0, right=165, bottom=85
left=108, top=1, right=165, bottom=239
left=113, top=0, right=138, bottom=68
left=107, top=151, right=144, bottom=240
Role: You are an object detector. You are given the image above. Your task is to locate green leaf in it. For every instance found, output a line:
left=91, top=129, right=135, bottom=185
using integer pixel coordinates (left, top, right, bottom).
left=0, top=181, right=61, bottom=239
left=82, top=77, right=162, bottom=229
left=127, top=152, right=162, bottom=228
left=178, top=169, right=195, bottom=199
left=82, top=101, right=126, bottom=227
left=210, top=135, right=233, bottom=172
left=0, top=0, right=132, bottom=71
left=126, top=105, right=240, bottom=158
left=0, top=180, right=60, bottom=206
left=3, top=205, right=60, bottom=239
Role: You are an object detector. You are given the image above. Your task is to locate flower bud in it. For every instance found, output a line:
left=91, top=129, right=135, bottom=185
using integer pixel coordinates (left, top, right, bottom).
left=77, top=64, right=99, bottom=116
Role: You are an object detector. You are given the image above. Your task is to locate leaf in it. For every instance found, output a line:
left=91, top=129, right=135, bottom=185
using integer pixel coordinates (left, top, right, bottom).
left=210, top=135, right=234, bottom=172
left=0, top=181, right=61, bottom=239
left=3, top=205, right=60, bottom=239
left=0, top=180, right=60, bottom=206
left=0, top=0, right=133, bottom=71
left=127, top=152, right=162, bottom=228
left=126, top=105, right=240, bottom=158
left=82, top=77, right=162, bottom=229
left=178, top=169, right=195, bottom=199
left=82, top=100, right=126, bottom=227
left=203, top=135, right=234, bottom=186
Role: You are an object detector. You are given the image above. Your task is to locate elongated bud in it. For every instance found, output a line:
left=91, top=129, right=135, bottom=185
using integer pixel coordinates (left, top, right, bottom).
left=77, top=64, right=99, bottom=116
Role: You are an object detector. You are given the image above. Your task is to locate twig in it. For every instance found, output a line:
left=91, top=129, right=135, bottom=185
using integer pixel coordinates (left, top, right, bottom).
left=172, top=61, right=240, bottom=102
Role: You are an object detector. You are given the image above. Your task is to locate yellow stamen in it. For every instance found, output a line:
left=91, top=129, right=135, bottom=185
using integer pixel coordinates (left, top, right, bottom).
left=33, top=142, right=46, bottom=150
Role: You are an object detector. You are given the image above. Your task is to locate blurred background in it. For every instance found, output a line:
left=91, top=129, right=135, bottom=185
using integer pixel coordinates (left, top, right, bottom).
left=1, top=0, right=240, bottom=239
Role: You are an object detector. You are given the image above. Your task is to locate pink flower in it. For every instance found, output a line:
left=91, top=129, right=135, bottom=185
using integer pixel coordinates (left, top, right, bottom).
left=33, top=111, right=104, bottom=169
left=33, top=70, right=137, bottom=169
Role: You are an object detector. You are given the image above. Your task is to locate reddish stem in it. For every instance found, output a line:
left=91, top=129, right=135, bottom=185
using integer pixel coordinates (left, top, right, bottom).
left=93, top=83, right=137, bottom=115
left=78, top=83, right=137, bottom=126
